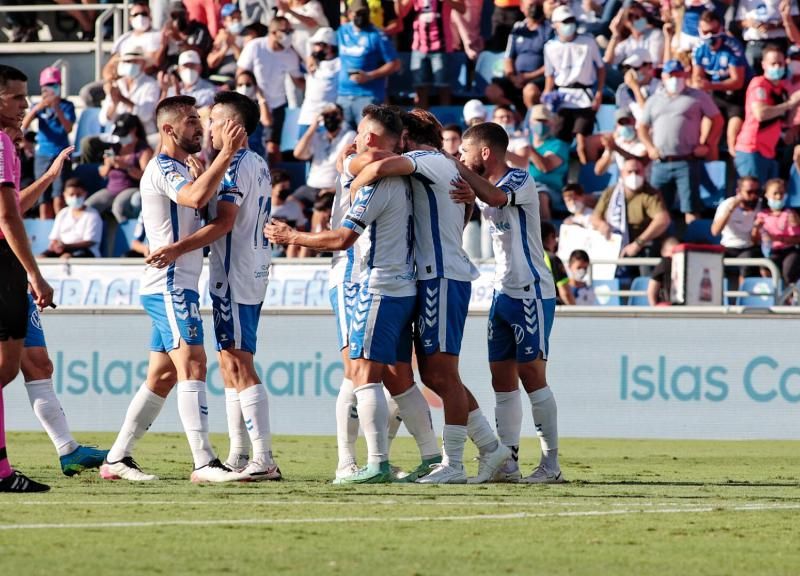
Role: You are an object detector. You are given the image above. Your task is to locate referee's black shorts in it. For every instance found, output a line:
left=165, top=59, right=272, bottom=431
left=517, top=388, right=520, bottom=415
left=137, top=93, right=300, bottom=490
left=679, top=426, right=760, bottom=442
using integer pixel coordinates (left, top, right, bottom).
left=0, top=239, right=28, bottom=341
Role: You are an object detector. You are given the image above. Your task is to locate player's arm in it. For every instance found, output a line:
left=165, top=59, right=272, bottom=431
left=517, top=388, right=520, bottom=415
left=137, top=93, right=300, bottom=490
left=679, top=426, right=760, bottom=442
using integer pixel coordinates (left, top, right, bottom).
left=452, top=160, right=507, bottom=207
left=265, top=219, right=359, bottom=251
left=19, top=146, right=74, bottom=213
left=346, top=149, right=397, bottom=178
left=350, top=155, right=414, bottom=192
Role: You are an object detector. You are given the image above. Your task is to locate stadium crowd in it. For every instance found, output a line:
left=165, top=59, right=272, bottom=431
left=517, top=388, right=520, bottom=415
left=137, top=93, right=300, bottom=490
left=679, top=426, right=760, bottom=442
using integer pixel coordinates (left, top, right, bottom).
left=6, top=0, right=800, bottom=299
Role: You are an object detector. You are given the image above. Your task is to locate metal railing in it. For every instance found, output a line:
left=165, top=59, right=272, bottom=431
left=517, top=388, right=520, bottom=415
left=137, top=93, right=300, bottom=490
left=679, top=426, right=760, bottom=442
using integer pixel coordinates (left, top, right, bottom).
left=0, top=2, right=129, bottom=81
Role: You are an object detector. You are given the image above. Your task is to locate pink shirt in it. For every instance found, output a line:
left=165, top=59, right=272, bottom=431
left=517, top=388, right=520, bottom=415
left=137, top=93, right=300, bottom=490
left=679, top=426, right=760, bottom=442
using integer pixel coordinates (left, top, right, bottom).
left=411, top=0, right=454, bottom=53
left=756, top=208, right=800, bottom=251
left=0, top=130, right=21, bottom=241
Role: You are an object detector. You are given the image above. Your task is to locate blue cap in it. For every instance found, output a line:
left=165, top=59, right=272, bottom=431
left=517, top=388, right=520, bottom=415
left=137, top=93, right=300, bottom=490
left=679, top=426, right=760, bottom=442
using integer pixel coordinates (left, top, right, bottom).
left=220, top=3, right=239, bottom=17
left=662, top=59, right=685, bottom=75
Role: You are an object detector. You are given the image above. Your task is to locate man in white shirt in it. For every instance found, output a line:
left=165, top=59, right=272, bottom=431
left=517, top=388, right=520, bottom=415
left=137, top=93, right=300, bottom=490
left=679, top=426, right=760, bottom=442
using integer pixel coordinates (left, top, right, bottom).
left=100, top=95, right=247, bottom=483
left=99, top=48, right=161, bottom=135
left=736, top=0, right=799, bottom=73
left=160, top=50, right=218, bottom=109
left=297, top=27, right=341, bottom=135
left=41, top=179, right=102, bottom=258
left=711, top=175, right=762, bottom=287
left=237, top=16, right=305, bottom=161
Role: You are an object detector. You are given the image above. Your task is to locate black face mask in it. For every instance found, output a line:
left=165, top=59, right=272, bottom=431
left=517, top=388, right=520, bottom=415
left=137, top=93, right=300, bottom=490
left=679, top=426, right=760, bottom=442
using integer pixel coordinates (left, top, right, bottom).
left=743, top=199, right=759, bottom=209
left=277, top=187, right=291, bottom=201
left=353, top=12, right=370, bottom=28
left=312, top=49, right=327, bottom=61
left=528, top=3, right=545, bottom=21
left=323, top=115, right=342, bottom=133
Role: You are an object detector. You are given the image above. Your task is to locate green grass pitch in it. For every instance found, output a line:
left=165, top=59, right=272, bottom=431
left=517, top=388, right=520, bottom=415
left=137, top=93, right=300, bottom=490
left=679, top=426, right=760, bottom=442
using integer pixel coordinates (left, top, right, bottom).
left=1, top=433, right=799, bottom=575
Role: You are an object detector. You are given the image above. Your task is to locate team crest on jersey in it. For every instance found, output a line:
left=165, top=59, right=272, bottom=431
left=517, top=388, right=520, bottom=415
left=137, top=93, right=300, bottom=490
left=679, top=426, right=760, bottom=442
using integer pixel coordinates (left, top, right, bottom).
left=166, top=170, right=185, bottom=187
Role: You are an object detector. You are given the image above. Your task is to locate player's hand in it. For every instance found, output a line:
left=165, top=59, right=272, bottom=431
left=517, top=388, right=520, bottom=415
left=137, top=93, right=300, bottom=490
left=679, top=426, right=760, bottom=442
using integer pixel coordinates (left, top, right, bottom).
left=30, top=273, right=54, bottom=309
left=186, top=154, right=204, bottom=179
left=220, top=120, right=247, bottom=157
left=449, top=177, right=475, bottom=204
left=620, top=241, right=642, bottom=257
left=264, top=219, right=296, bottom=245
left=45, top=146, right=75, bottom=180
left=145, top=244, right=182, bottom=269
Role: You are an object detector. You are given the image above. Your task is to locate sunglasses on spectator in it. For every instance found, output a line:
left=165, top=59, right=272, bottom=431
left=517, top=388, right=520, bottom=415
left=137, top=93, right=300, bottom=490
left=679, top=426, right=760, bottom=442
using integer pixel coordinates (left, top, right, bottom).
left=561, top=18, right=576, bottom=24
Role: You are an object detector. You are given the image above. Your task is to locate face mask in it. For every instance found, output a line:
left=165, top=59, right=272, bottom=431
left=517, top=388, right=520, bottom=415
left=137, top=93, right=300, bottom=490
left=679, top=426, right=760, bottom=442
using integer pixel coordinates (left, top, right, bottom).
left=528, top=4, right=545, bottom=21
left=532, top=121, right=549, bottom=137
left=618, top=125, right=635, bottom=141
left=742, top=199, right=758, bottom=209
left=274, top=30, right=292, bottom=49
left=323, top=115, right=342, bottom=133
left=227, top=21, right=243, bottom=35
left=559, top=22, right=576, bottom=38
left=131, top=14, right=151, bottom=31
left=765, top=66, right=785, bottom=81
left=632, top=17, right=648, bottom=32
left=118, top=134, right=134, bottom=146
left=179, top=68, right=199, bottom=86
left=701, top=32, right=721, bottom=47
left=500, top=123, right=516, bottom=136
left=44, top=84, right=61, bottom=97
left=66, top=195, right=85, bottom=209
left=790, top=61, right=800, bottom=77
left=353, top=12, right=370, bottom=28
left=768, top=197, right=785, bottom=210
left=117, top=62, right=141, bottom=78
left=237, top=84, right=256, bottom=98
left=566, top=201, right=584, bottom=214
left=665, top=76, right=684, bottom=94
left=636, top=70, right=648, bottom=84
left=572, top=268, right=587, bottom=282
left=312, top=49, right=327, bottom=61
left=624, top=173, right=644, bottom=191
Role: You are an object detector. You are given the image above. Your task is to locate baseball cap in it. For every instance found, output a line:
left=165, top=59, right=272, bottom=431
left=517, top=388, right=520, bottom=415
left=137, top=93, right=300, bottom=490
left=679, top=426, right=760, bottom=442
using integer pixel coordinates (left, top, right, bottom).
left=530, top=104, right=553, bottom=122
left=622, top=49, right=652, bottom=69
left=113, top=114, right=138, bottom=137
left=121, top=48, right=145, bottom=61
left=220, top=3, right=239, bottom=17
left=348, top=0, right=369, bottom=12
left=551, top=6, right=575, bottom=23
left=178, top=50, right=202, bottom=66
left=309, top=26, right=337, bottom=46
left=615, top=107, right=634, bottom=122
left=463, top=99, right=487, bottom=123
left=662, top=59, right=685, bottom=75
left=39, top=66, right=61, bottom=86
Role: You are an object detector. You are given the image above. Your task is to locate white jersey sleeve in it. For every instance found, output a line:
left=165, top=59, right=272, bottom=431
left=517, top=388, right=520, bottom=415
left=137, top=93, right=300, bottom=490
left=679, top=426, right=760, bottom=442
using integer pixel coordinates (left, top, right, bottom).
left=329, top=155, right=362, bottom=287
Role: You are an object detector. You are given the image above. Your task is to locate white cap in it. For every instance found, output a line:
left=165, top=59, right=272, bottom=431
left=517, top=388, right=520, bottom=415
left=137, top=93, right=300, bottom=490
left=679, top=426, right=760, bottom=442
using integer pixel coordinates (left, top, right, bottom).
left=178, top=50, right=201, bottom=66
left=463, top=99, right=487, bottom=123
left=309, top=26, right=337, bottom=47
left=551, top=5, right=575, bottom=23
left=622, top=49, right=652, bottom=68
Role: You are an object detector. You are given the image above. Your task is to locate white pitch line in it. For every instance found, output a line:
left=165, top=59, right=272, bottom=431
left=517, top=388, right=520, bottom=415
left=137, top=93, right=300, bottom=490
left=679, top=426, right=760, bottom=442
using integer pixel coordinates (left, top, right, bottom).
left=1, top=503, right=799, bottom=531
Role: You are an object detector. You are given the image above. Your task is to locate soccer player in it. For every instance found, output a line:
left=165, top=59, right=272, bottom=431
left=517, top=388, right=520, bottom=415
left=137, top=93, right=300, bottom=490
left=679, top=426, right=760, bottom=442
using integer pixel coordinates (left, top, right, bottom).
left=145, top=92, right=280, bottom=481
left=455, top=121, right=564, bottom=484
left=266, top=105, right=426, bottom=484
left=0, top=64, right=54, bottom=492
left=100, top=95, right=247, bottom=483
left=350, top=109, right=510, bottom=484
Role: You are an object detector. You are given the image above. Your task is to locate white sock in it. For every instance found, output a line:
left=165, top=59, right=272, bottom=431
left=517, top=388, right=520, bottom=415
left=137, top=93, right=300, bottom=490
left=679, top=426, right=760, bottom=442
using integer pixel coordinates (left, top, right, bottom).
left=25, top=379, right=79, bottom=457
left=177, top=380, right=216, bottom=468
left=225, top=387, right=249, bottom=462
left=528, top=386, right=559, bottom=470
left=442, top=424, right=467, bottom=468
left=495, top=390, right=522, bottom=463
left=384, top=386, right=402, bottom=443
left=238, top=384, right=272, bottom=462
left=336, top=377, right=358, bottom=468
left=107, top=383, right=166, bottom=463
left=354, top=383, right=389, bottom=466
left=467, top=408, right=499, bottom=456
left=392, top=385, right=440, bottom=459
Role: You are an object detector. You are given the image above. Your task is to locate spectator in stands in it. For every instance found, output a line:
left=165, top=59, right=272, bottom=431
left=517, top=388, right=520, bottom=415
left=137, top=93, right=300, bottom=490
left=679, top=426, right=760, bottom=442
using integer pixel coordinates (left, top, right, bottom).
left=541, top=220, right=575, bottom=304
left=238, top=16, right=305, bottom=163
left=41, top=179, right=102, bottom=259
left=592, top=157, right=671, bottom=258
left=463, top=99, right=488, bottom=127
left=207, top=3, right=245, bottom=77
left=99, top=48, right=161, bottom=135
left=567, top=249, right=594, bottom=304
left=398, top=0, right=466, bottom=108
left=125, top=213, right=150, bottom=258
left=156, top=1, right=213, bottom=69
left=736, top=0, right=799, bottom=73
left=753, top=178, right=800, bottom=286
left=103, top=2, right=164, bottom=81
left=5, top=0, right=38, bottom=43
left=711, top=176, right=762, bottom=288
left=734, top=45, right=800, bottom=184
left=360, top=0, right=402, bottom=35
left=270, top=169, right=308, bottom=258
left=488, top=0, right=524, bottom=52
left=638, top=59, right=722, bottom=224
left=160, top=50, right=218, bottom=109
left=298, top=27, right=341, bottom=137
left=595, top=107, right=647, bottom=176
left=303, top=190, right=336, bottom=257
left=528, top=104, right=569, bottom=220
left=19, top=131, right=37, bottom=194
left=53, top=0, right=97, bottom=41
left=488, top=0, right=551, bottom=114
left=648, top=236, right=679, bottom=305
left=293, top=103, right=356, bottom=210
left=442, top=123, right=463, bottom=155
left=670, top=0, right=715, bottom=53
left=493, top=105, right=530, bottom=168
left=692, top=10, right=748, bottom=157
left=614, top=50, right=661, bottom=121
left=543, top=5, right=605, bottom=164
left=235, top=70, right=269, bottom=159
left=605, top=2, right=664, bottom=71
left=21, top=67, right=75, bottom=220
left=450, top=0, right=485, bottom=61
left=86, top=114, right=153, bottom=224
left=336, top=0, right=401, bottom=128
left=788, top=45, right=800, bottom=150
left=562, top=183, right=594, bottom=228
left=277, top=0, right=330, bottom=59
left=183, top=0, right=224, bottom=38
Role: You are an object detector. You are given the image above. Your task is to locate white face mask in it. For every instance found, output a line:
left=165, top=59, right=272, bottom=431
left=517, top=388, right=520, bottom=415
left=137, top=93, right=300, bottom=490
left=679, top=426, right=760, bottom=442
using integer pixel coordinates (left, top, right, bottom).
left=664, top=76, right=685, bottom=94
left=572, top=268, right=587, bottom=282
left=117, top=62, right=141, bottom=78
left=624, top=173, right=645, bottom=191
left=227, top=21, right=244, bottom=35
left=236, top=84, right=257, bottom=98
left=275, top=30, right=293, bottom=49
left=179, top=68, right=199, bottom=86
left=65, top=195, right=85, bottom=209
left=566, top=201, right=584, bottom=214
left=131, top=14, right=151, bottom=32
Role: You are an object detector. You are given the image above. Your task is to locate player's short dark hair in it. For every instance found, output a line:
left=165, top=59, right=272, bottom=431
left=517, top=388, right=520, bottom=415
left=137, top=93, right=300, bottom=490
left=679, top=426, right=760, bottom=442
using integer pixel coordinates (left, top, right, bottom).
left=64, top=177, right=85, bottom=191
left=0, top=65, right=27, bottom=89
left=403, top=108, right=444, bottom=150
left=562, top=182, right=585, bottom=196
left=541, top=220, right=557, bottom=241
left=462, top=122, right=509, bottom=154
left=569, top=249, right=590, bottom=264
left=362, top=104, right=404, bottom=141
left=213, top=91, right=259, bottom=136
left=442, top=123, right=462, bottom=136
left=155, top=95, right=197, bottom=128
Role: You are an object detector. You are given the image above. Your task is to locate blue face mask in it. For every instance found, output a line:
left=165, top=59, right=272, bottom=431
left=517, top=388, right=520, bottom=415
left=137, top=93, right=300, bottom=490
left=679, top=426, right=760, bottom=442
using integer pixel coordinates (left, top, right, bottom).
left=767, top=197, right=786, bottom=210
left=765, top=66, right=785, bottom=81
left=559, top=23, right=576, bottom=38
left=618, top=125, right=635, bottom=141
left=532, top=122, right=549, bottom=138
left=632, top=17, right=648, bottom=32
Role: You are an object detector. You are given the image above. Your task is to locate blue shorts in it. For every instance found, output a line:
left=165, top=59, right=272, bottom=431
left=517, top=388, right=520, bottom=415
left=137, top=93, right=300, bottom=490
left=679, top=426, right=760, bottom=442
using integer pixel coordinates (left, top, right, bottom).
left=211, top=294, right=263, bottom=354
left=488, top=292, right=556, bottom=363
left=329, top=282, right=360, bottom=351
left=24, top=293, right=47, bottom=348
left=141, top=289, right=204, bottom=352
left=415, top=278, right=470, bottom=356
left=348, top=286, right=415, bottom=365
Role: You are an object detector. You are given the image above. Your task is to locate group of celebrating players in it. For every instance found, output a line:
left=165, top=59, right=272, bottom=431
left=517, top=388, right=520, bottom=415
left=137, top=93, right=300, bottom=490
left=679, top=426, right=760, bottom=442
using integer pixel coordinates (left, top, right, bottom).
left=0, top=62, right=563, bottom=491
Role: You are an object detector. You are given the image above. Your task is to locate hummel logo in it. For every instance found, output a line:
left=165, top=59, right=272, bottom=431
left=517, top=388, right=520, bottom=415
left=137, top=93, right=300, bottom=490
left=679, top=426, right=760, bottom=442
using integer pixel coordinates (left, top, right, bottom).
left=187, top=326, right=198, bottom=339
left=525, top=346, right=534, bottom=355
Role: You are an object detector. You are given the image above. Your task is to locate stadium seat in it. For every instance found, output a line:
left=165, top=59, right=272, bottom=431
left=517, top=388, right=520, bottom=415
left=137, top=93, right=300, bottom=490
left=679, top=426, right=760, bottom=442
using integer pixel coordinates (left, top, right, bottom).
left=737, top=277, right=776, bottom=307
left=387, top=52, right=414, bottom=101
left=683, top=219, right=720, bottom=245
left=594, top=104, right=616, bottom=133
left=429, top=105, right=466, bottom=128
left=788, top=163, right=800, bottom=209
left=578, top=162, right=618, bottom=193
left=73, top=163, right=107, bottom=195
left=24, top=219, right=54, bottom=255
left=627, top=276, right=650, bottom=306
left=280, top=108, right=302, bottom=153
left=473, top=51, right=505, bottom=95
left=72, top=107, right=101, bottom=158
left=699, top=161, right=727, bottom=210
left=277, top=161, right=308, bottom=191
left=592, top=279, right=621, bottom=306
left=112, top=219, right=140, bottom=257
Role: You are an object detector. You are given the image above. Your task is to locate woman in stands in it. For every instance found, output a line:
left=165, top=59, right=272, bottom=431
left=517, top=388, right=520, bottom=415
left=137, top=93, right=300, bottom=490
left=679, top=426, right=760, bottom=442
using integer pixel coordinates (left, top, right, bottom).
left=86, top=113, right=153, bottom=223
left=752, top=178, right=800, bottom=287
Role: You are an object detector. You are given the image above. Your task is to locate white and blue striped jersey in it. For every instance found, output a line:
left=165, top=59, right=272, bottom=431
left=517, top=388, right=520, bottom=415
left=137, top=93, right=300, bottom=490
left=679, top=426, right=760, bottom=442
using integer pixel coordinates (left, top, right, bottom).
left=140, top=154, right=203, bottom=295
left=405, top=150, right=479, bottom=282
left=208, top=149, right=272, bottom=305
left=342, top=176, right=416, bottom=297
left=476, top=169, right=556, bottom=300
left=329, top=155, right=362, bottom=288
